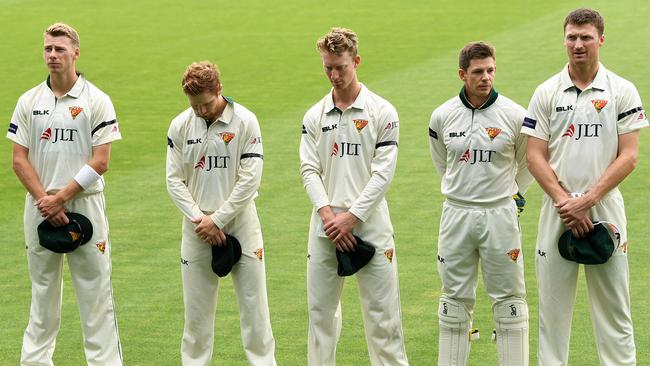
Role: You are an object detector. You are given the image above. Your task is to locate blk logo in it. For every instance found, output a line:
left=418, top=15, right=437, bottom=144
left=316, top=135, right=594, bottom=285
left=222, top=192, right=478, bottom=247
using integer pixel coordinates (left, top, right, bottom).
left=33, top=110, right=50, bottom=116
left=187, top=138, right=202, bottom=145
left=562, top=123, right=602, bottom=140
left=437, top=255, right=445, bottom=263
left=331, top=142, right=360, bottom=157
left=195, top=155, right=230, bottom=170
left=556, top=105, right=574, bottom=112
left=442, top=302, right=448, bottom=315
left=459, top=149, right=496, bottom=164
left=249, top=136, right=262, bottom=144
left=321, top=124, right=337, bottom=132
left=40, top=127, right=78, bottom=143
left=449, top=131, right=466, bottom=138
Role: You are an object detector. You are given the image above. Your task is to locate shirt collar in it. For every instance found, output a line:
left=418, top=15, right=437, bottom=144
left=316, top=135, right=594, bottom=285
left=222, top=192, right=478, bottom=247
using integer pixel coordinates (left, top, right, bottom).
left=560, top=63, right=607, bottom=92
left=458, top=86, right=498, bottom=110
left=323, top=83, right=368, bottom=114
left=46, top=73, right=85, bottom=99
left=216, top=96, right=234, bottom=124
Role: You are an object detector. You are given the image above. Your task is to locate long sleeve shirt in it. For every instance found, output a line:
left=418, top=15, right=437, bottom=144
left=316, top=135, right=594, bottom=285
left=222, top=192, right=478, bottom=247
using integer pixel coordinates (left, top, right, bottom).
left=300, top=85, right=399, bottom=222
left=166, top=98, right=263, bottom=229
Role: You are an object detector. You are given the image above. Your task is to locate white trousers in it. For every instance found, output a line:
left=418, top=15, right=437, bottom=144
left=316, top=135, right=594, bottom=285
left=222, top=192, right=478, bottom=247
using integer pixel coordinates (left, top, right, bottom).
left=437, top=198, right=526, bottom=308
left=180, top=203, right=276, bottom=366
left=306, top=203, right=409, bottom=366
left=536, top=192, right=635, bottom=366
left=436, top=198, right=528, bottom=366
left=21, top=193, right=122, bottom=366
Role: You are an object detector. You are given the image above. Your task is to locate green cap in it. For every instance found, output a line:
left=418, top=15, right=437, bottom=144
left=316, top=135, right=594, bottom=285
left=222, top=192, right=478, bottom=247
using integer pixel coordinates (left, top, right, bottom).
left=558, top=221, right=620, bottom=265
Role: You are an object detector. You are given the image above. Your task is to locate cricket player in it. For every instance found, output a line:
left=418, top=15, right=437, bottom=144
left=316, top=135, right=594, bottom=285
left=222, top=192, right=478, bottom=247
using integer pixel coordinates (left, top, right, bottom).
left=300, top=27, right=409, bottom=365
left=7, top=23, right=123, bottom=365
left=166, top=61, right=276, bottom=366
left=428, top=42, right=533, bottom=366
left=522, top=8, right=647, bottom=365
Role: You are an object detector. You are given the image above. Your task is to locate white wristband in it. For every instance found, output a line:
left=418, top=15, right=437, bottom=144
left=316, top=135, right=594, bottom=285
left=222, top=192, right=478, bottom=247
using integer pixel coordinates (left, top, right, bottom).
left=74, top=164, right=101, bottom=190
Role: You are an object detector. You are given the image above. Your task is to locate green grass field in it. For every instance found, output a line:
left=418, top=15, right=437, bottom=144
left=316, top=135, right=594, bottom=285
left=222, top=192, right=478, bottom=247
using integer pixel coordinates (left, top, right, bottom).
left=1, top=0, right=649, bottom=364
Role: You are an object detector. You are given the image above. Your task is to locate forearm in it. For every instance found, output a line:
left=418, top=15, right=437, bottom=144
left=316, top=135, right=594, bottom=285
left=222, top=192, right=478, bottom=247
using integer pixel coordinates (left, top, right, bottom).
left=349, top=149, right=396, bottom=221
left=527, top=154, right=568, bottom=203
left=13, top=158, right=47, bottom=200
left=167, top=180, right=204, bottom=220
left=211, top=162, right=262, bottom=228
left=303, top=172, right=330, bottom=210
left=584, top=151, right=637, bottom=205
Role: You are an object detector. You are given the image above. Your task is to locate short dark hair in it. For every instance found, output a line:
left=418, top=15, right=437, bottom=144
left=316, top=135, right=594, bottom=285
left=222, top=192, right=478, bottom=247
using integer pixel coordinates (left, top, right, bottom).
left=564, top=8, right=604, bottom=36
left=459, top=42, right=495, bottom=71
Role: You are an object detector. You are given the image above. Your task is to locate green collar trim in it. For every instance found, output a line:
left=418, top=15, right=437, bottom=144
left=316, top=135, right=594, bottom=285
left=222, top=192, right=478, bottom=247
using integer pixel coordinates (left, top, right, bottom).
left=459, top=86, right=498, bottom=110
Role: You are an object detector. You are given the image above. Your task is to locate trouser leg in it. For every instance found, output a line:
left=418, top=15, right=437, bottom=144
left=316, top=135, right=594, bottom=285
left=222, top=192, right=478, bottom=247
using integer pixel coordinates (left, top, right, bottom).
left=307, top=212, right=344, bottom=366
left=180, top=253, right=219, bottom=366
left=479, top=202, right=528, bottom=366
left=21, top=196, right=64, bottom=366
left=536, top=196, right=578, bottom=366
left=231, top=250, right=277, bottom=365
left=586, top=196, right=635, bottom=365
left=357, top=250, right=408, bottom=366
left=67, top=195, right=122, bottom=366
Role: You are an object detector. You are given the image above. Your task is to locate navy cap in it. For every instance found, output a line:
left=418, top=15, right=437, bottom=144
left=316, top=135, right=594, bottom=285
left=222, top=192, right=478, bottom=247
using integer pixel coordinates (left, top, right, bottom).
left=211, top=234, right=242, bottom=277
left=336, top=235, right=376, bottom=276
left=37, top=212, right=93, bottom=253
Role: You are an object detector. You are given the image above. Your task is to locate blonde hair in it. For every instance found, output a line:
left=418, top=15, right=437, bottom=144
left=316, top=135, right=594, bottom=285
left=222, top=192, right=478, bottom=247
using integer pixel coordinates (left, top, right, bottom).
left=44, top=23, right=80, bottom=47
left=182, top=61, right=222, bottom=96
left=316, top=27, right=358, bottom=57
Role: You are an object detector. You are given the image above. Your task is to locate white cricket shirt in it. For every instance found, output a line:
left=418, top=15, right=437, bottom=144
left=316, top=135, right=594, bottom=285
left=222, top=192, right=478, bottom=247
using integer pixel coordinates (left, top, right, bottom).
left=522, top=64, right=648, bottom=193
left=7, top=75, right=121, bottom=194
left=300, top=84, right=399, bottom=222
left=428, top=88, right=532, bottom=204
left=166, top=98, right=263, bottom=229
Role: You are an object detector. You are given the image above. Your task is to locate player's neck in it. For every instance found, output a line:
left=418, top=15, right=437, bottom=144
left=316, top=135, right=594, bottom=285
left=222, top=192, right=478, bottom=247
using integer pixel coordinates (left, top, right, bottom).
left=332, top=80, right=361, bottom=110
left=49, top=70, right=79, bottom=98
left=568, top=61, right=599, bottom=91
left=466, top=92, right=489, bottom=109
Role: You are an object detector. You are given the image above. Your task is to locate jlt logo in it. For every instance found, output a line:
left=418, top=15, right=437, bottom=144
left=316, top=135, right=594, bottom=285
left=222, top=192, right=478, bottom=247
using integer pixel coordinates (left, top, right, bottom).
left=195, top=155, right=231, bottom=170
left=459, top=148, right=496, bottom=164
left=40, top=127, right=78, bottom=143
left=330, top=142, right=361, bottom=157
left=562, top=123, right=602, bottom=140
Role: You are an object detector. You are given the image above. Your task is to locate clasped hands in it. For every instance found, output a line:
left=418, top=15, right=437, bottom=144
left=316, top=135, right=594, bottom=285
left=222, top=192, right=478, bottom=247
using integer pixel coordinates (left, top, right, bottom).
left=35, top=193, right=69, bottom=227
left=192, top=215, right=227, bottom=246
left=319, top=207, right=358, bottom=252
left=555, top=193, right=596, bottom=238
